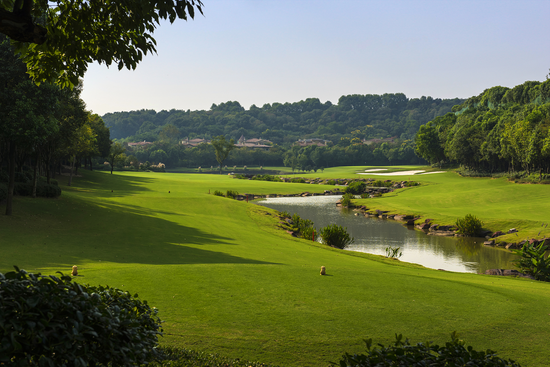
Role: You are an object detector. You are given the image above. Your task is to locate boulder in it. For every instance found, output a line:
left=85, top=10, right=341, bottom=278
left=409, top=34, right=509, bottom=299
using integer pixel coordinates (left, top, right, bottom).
left=483, top=240, right=495, bottom=246
left=491, top=231, right=504, bottom=238
left=508, top=228, right=518, bottom=234
left=417, top=223, right=431, bottom=230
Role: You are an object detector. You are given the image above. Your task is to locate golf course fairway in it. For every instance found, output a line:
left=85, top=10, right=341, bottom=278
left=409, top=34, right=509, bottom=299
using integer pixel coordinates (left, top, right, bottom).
left=2, top=167, right=550, bottom=366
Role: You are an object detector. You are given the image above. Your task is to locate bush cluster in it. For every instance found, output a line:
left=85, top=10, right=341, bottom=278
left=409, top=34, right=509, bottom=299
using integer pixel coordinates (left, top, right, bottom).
left=290, top=213, right=316, bottom=240
left=213, top=190, right=224, bottom=197
left=371, top=180, right=393, bottom=188
left=319, top=224, right=354, bottom=249
left=0, top=170, right=61, bottom=198
left=333, top=332, right=521, bottom=367
left=344, top=181, right=366, bottom=195
left=0, top=267, right=163, bottom=366
left=340, top=193, right=355, bottom=207
left=226, top=190, right=239, bottom=199
left=455, top=214, right=483, bottom=236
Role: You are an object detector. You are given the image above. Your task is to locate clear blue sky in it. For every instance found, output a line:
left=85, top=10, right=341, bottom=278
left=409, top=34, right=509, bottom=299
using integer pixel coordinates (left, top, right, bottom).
left=81, top=0, right=550, bottom=116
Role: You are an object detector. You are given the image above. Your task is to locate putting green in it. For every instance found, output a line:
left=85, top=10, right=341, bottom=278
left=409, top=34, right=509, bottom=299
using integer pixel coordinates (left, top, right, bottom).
left=2, top=169, right=550, bottom=366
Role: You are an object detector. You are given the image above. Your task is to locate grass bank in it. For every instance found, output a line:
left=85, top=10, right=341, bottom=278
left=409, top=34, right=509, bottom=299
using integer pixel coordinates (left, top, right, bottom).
left=2, top=169, right=550, bottom=366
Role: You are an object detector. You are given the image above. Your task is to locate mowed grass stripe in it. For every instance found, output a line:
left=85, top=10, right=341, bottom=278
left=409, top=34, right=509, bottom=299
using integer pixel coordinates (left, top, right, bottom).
left=1, top=169, right=550, bottom=366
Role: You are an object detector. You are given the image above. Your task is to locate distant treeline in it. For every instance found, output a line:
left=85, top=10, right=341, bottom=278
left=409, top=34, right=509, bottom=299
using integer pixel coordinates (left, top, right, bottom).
left=415, top=79, right=550, bottom=174
left=103, top=94, right=463, bottom=144
left=121, top=137, right=425, bottom=171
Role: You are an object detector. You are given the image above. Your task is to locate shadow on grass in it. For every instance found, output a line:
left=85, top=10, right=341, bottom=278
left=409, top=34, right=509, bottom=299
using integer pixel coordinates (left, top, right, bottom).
left=0, top=190, right=279, bottom=270
left=67, top=171, right=156, bottom=198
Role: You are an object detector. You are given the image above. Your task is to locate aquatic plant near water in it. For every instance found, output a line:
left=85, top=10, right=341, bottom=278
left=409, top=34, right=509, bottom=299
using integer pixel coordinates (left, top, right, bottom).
left=385, top=246, right=402, bottom=259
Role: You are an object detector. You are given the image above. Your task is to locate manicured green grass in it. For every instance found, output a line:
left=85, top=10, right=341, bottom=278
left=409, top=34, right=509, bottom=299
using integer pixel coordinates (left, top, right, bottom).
left=351, top=166, right=550, bottom=243
left=2, top=169, right=550, bottom=366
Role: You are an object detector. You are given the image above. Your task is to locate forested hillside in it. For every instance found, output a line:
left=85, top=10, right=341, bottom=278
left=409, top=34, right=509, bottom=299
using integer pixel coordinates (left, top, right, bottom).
left=415, top=80, right=550, bottom=175
left=103, top=94, right=463, bottom=144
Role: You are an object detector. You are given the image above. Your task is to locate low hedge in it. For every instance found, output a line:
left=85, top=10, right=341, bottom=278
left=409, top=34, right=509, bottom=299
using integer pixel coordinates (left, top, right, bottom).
left=0, top=267, right=163, bottom=366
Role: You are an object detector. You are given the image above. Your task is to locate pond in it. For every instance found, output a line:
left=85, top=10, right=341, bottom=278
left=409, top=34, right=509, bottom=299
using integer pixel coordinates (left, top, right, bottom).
left=257, top=195, right=518, bottom=274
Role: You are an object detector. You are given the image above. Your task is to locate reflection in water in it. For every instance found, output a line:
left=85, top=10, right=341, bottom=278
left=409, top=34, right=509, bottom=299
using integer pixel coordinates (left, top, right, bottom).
left=258, top=195, right=517, bottom=274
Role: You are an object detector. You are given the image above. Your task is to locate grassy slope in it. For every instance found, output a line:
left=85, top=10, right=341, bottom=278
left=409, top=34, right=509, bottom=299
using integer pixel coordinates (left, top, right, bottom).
left=2, top=169, right=550, bottom=366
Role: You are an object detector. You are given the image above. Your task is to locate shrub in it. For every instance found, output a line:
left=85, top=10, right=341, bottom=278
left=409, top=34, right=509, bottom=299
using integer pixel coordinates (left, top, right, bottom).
left=12, top=182, right=61, bottom=198
left=213, top=190, right=224, bottom=197
left=226, top=190, right=239, bottom=199
left=455, top=214, right=483, bottom=236
left=14, top=182, right=33, bottom=196
left=332, top=332, right=521, bottom=367
left=371, top=180, right=393, bottom=188
left=345, top=181, right=366, bottom=195
left=250, top=174, right=281, bottom=182
left=36, top=182, right=62, bottom=198
left=340, top=193, right=354, bottom=207
left=513, top=241, right=550, bottom=281
left=319, top=224, right=354, bottom=249
left=0, top=267, right=163, bottom=366
left=290, top=177, right=306, bottom=183
left=290, top=213, right=316, bottom=240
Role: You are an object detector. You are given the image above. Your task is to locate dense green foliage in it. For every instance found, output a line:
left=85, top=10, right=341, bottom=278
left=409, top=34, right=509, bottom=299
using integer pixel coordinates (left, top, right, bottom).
left=455, top=214, right=483, bottom=236
left=0, top=0, right=203, bottom=87
left=340, top=193, right=355, bottom=207
left=513, top=242, right=550, bottom=281
left=0, top=36, right=110, bottom=214
left=345, top=181, right=366, bottom=195
left=104, top=96, right=462, bottom=143
left=290, top=213, right=316, bottom=240
left=333, top=332, right=521, bottom=367
left=415, top=80, right=550, bottom=173
left=0, top=267, right=163, bottom=366
left=319, top=224, right=354, bottom=249
left=103, top=95, right=461, bottom=170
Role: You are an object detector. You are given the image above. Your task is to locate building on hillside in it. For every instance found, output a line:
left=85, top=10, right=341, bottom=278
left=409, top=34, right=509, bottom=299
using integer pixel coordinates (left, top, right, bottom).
left=181, top=137, right=211, bottom=147
left=362, top=137, right=397, bottom=145
left=235, top=136, right=272, bottom=150
left=127, top=140, right=153, bottom=149
left=294, top=138, right=331, bottom=147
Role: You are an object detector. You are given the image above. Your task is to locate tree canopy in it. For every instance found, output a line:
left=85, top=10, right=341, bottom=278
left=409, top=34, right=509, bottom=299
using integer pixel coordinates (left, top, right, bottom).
left=414, top=79, right=550, bottom=173
left=0, top=0, right=203, bottom=87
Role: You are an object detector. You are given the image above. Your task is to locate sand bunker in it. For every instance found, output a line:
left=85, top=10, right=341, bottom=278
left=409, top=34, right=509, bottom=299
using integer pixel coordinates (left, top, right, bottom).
left=363, top=168, right=388, bottom=172
left=358, top=170, right=445, bottom=176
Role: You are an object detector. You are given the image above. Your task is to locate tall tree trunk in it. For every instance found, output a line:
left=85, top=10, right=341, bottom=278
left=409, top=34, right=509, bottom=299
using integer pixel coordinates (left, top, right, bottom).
left=6, top=142, right=16, bottom=216
left=68, top=155, right=75, bottom=186
left=32, top=149, right=39, bottom=198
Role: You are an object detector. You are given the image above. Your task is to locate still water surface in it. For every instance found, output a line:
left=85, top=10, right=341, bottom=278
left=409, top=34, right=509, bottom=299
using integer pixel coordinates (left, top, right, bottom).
left=258, top=195, right=517, bottom=274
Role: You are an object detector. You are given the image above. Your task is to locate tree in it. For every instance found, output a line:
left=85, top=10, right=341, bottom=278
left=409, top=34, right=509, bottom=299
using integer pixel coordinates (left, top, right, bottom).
left=0, top=36, right=61, bottom=215
left=0, top=0, right=204, bottom=87
left=415, top=123, right=445, bottom=166
left=211, top=136, right=235, bottom=174
left=108, top=142, right=126, bottom=175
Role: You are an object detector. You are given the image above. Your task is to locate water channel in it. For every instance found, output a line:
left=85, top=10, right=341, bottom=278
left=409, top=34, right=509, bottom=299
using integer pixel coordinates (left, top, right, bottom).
left=257, top=195, right=518, bottom=274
